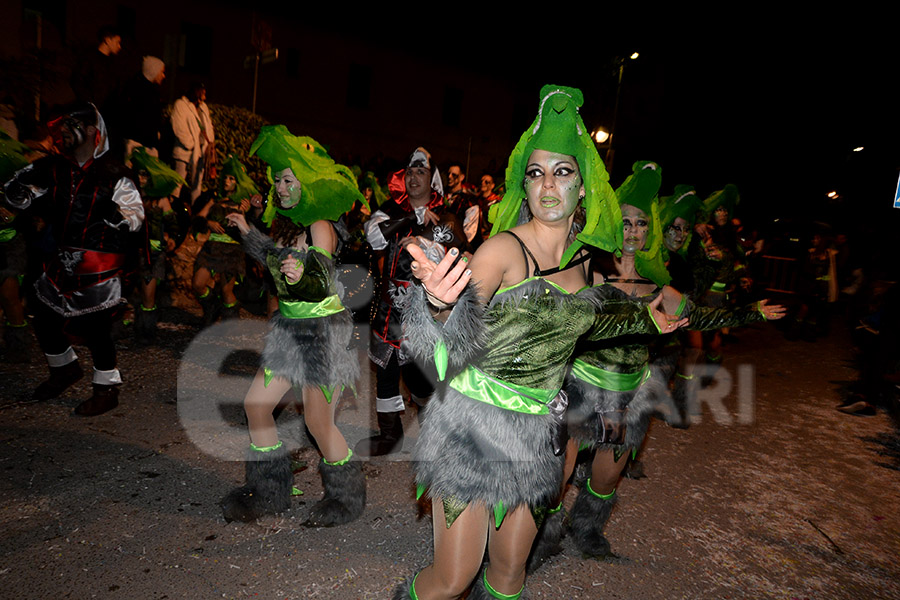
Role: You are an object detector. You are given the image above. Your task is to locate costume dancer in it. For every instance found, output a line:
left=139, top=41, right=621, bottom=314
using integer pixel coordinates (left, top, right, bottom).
left=393, top=85, right=686, bottom=600
left=3, top=102, right=144, bottom=416
left=192, top=155, right=259, bottom=326
left=562, top=164, right=784, bottom=561
left=220, top=126, right=366, bottom=526
left=129, top=147, right=186, bottom=344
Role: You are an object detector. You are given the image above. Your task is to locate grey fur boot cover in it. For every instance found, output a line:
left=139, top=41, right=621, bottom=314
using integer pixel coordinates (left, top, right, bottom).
left=396, top=281, right=486, bottom=377
left=570, top=482, right=617, bottom=558
left=566, top=364, right=671, bottom=452
left=390, top=574, right=417, bottom=600
left=220, top=444, right=292, bottom=522
left=469, top=569, right=527, bottom=599
left=305, top=459, right=366, bottom=527
left=526, top=506, right=567, bottom=574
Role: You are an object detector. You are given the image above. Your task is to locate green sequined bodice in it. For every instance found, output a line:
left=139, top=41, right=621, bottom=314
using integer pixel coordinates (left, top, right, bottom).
left=574, top=285, right=656, bottom=375
left=477, top=278, right=596, bottom=390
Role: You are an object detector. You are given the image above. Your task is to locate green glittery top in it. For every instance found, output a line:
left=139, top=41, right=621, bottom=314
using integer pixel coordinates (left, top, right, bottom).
left=266, top=246, right=336, bottom=302
left=476, top=278, right=658, bottom=391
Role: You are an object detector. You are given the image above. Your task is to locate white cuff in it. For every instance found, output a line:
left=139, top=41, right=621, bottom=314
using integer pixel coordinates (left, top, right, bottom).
left=45, top=347, right=78, bottom=367
left=93, top=367, right=122, bottom=385
left=375, top=395, right=404, bottom=413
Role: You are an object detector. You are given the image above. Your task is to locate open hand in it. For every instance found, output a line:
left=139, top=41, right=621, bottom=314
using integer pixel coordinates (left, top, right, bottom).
left=758, top=299, right=787, bottom=320
left=225, top=212, right=250, bottom=234
left=406, top=244, right=471, bottom=307
left=649, top=294, right=689, bottom=333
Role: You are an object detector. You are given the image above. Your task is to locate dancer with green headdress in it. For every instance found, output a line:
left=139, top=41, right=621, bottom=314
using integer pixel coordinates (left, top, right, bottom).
left=220, top=125, right=366, bottom=526
left=393, top=85, right=688, bottom=600
left=129, top=146, right=186, bottom=344
left=562, top=166, right=785, bottom=561
left=192, top=154, right=260, bottom=325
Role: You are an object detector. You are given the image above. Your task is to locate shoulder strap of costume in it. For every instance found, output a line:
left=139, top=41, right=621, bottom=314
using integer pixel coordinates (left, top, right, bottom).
left=503, top=230, right=539, bottom=278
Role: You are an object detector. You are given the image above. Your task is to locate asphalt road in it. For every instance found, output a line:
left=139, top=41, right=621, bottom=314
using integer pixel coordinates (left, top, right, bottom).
left=1, top=308, right=898, bottom=600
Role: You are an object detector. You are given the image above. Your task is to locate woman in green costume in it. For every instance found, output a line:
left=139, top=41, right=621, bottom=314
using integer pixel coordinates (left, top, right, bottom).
left=392, top=86, right=687, bottom=600
left=129, top=147, right=186, bottom=344
left=191, top=155, right=259, bottom=325
left=219, top=126, right=367, bottom=526
left=563, top=163, right=785, bottom=561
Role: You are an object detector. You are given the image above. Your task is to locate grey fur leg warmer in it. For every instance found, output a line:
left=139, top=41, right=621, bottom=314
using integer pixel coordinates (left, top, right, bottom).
left=305, top=458, right=366, bottom=527
left=397, top=282, right=485, bottom=378
left=570, top=482, right=617, bottom=559
left=526, top=506, right=566, bottom=574
left=220, top=444, right=292, bottom=522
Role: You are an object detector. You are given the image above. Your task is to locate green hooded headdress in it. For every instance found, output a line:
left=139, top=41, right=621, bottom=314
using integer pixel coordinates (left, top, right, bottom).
left=584, top=160, right=671, bottom=287
left=659, top=184, right=702, bottom=258
left=218, top=155, right=260, bottom=203
left=129, top=146, right=186, bottom=198
left=702, top=183, right=740, bottom=222
left=250, top=125, right=366, bottom=227
left=359, top=170, right=387, bottom=208
left=489, top=84, right=619, bottom=268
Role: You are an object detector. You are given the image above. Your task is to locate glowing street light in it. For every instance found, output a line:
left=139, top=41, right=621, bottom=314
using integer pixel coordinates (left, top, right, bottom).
left=593, top=128, right=610, bottom=144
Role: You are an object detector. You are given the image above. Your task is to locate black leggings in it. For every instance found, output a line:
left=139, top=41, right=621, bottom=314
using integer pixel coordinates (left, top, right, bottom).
left=31, top=301, right=118, bottom=371
left=376, top=351, right=435, bottom=402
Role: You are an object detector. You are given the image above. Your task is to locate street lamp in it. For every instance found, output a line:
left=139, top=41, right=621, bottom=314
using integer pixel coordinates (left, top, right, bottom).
left=604, top=51, right=639, bottom=173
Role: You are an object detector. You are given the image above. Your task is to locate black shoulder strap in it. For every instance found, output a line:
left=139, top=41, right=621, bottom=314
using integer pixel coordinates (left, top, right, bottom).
left=503, top=230, right=539, bottom=278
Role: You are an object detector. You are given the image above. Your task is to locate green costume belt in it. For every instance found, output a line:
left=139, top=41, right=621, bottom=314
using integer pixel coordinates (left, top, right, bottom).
left=208, top=233, right=239, bottom=244
left=278, top=295, right=344, bottom=319
left=571, top=359, right=650, bottom=392
left=710, top=281, right=728, bottom=292
left=449, top=365, right=557, bottom=415
left=0, top=228, right=16, bottom=243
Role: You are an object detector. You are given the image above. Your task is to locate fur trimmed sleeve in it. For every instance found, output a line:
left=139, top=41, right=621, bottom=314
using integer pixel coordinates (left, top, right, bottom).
left=682, top=299, right=764, bottom=331
left=396, top=282, right=486, bottom=381
left=242, top=225, right=276, bottom=265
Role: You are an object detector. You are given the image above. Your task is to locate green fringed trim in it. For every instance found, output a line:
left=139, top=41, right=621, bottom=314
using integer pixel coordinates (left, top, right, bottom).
left=442, top=496, right=469, bottom=529
left=675, top=295, right=687, bottom=317
left=493, top=500, right=506, bottom=529
left=548, top=502, right=563, bottom=515
left=140, top=304, right=157, bottom=312
left=149, top=239, right=162, bottom=252
left=263, top=367, right=274, bottom=388
left=322, top=448, right=352, bottom=466
left=291, top=486, right=303, bottom=496
left=586, top=479, right=616, bottom=500
left=710, top=281, right=727, bottom=292
left=434, top=339, right=448, bottom=382
left=223, top=301, right=238, bottom=308
left=613, top=447, right=628, bottom=462
left=250, top=440, right=283, bottom=453
left=578, top=440, right=592, bottom=452
left=320, top=384, right=341, bottom=405
left=483, top=571, right=524, bottom=599
left=675, top=372, right=694, bottom=380
left=632, top=447, right=638, bottom=460
left=416, top=483, right=426, bottom=501
left=199, top=287, right=211, bottom=299
left=409, top=572, right=420, bottom=600
left=208, top=232, right=239, bottom=244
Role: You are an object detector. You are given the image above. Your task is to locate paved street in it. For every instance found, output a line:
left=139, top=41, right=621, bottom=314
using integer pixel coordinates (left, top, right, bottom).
left=1, top=309, right=898, bottom=599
